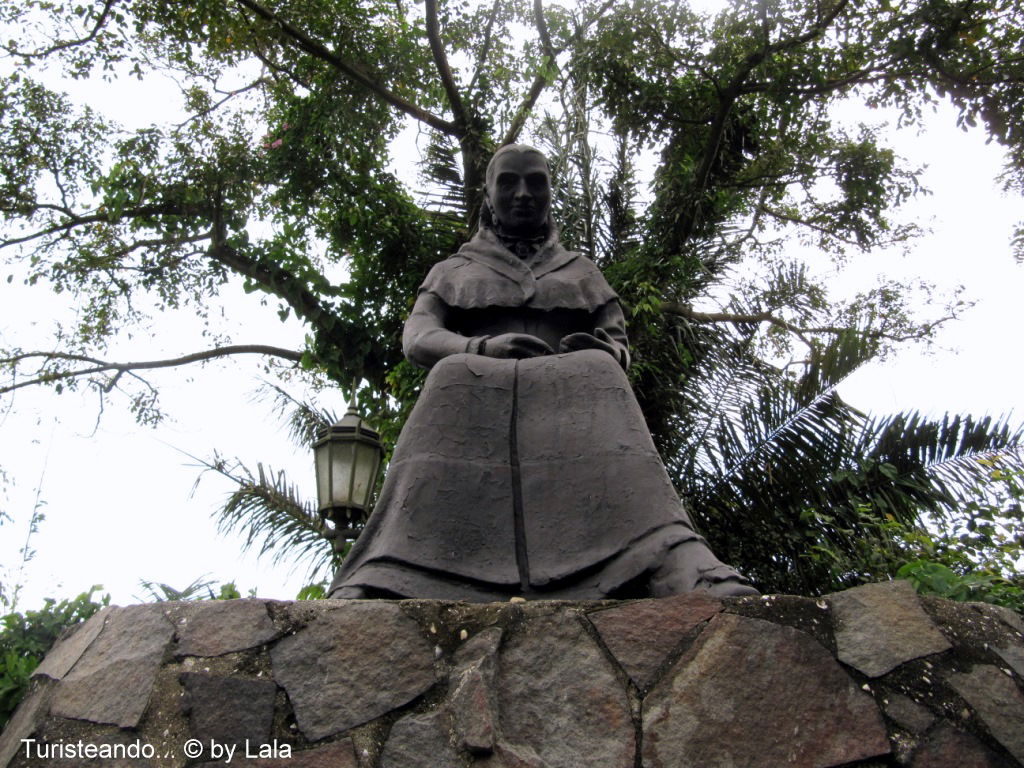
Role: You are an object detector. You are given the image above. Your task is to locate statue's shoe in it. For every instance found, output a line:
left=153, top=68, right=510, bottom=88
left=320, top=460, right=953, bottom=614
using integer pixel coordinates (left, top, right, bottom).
left=331, top=585, right=368, bottom=599
left=650, top=540, right=760, bottom=598
left=698, top=577, right=761, bottom=598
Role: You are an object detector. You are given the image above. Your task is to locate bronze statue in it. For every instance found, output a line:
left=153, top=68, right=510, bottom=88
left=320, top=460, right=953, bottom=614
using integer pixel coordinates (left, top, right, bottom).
left=329, top=145, right=757, bottom=600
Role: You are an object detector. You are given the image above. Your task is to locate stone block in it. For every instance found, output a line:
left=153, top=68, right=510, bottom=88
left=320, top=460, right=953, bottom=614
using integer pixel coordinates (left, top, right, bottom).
left=993, top=644, right=1024, bottom=680
left=948, top=664, right=1024, bottom=763
left=0, top=682, right=52, bottom=768
left=196, top=739, right=358, bottom=768
left=32, top=607, right=110, bottom=681
left=972, top=603, right=1024, bottom=635
left=451, top=627, right=502, bottom=755
left=587, top=591, right=721, bottom=689
left=380, top=710, right=464, bottom=768
left=643, top=612, right=890, bottom=768
left=479, top=742, right=548, bottom=768
left=830, top=580, right=952, bottom=677
left=270, top=602, right=437, bottom=740
left=451, top=662, right=497, bottom=754
left=912, top=723, right=1012, bottom=768
left=172, top=599, right=279, bottom=657
left=180, top=672, right=277, bottom=747
left=50, top=604, right=174, bottom=728
left=496, top=613, right=634, bottom=768
left=882, top=692, right=936, bottom=734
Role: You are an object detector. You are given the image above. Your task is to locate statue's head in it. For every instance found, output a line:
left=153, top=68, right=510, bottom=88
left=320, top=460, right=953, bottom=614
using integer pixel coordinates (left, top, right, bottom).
left=482, top=144, right=552, bottom=238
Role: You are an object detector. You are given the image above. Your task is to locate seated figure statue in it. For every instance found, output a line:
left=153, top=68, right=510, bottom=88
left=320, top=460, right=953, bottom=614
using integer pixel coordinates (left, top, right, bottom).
left=329, top=144, right=757, bottom=601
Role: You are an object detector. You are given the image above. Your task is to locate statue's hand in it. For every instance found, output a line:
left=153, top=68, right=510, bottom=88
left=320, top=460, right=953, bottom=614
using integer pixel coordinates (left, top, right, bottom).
left=559, top=329, right=618, bottom=358
left=485, top=333, right=554, bottom=359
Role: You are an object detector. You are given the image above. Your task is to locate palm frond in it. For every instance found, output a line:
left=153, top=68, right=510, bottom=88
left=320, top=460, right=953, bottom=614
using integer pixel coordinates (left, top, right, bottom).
left=664, top=305, right=1024, bottom=594
left=135, top=576, right=217, bottom=602
left=417, top=132, right=468, bottom=218
left=676, top=323, right=876, bottom=501
left=859, top=412, right=1024, bottom=511
left=192, top=453, right=335, bottom=583
left=253, top=381, right=336, bottom=449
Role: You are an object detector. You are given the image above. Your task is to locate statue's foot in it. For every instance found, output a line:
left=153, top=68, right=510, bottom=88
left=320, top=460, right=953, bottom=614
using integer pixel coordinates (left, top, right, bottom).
left=698, top=576, right=760, bottom=599
left=332, top=585, right=368, bottom=599
left=650, top=539, right=759, bottom=598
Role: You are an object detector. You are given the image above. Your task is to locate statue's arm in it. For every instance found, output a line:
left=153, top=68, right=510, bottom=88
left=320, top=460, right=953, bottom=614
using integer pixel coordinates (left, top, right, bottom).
left=595, top=300, right=631, bottom=370
left=402, top=291, right=487, bottom=369
left=558, top=300, right=631, bottom=370
left=403, top=291, right=555, bottom=368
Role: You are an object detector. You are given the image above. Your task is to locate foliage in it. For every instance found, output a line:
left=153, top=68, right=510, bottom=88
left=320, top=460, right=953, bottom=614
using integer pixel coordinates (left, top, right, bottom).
left=0, top=586, right=109, bottom=729
left=189, top=380, right=382, bottom=579
left=898, top=560, right=1023, bottom=611
left=896, top=458, right=1024, bottom=612
left=135, top=575, right=251, bottom=601
left=295, top=582, right=328, bottom=600
left=652, top=307, right=1024, bottom=594
left=1, top=0, right=1023, bottom=593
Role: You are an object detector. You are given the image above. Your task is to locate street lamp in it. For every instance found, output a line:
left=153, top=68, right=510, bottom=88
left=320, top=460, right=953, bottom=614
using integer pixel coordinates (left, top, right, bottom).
left=313, top=408, right=383, bottom=552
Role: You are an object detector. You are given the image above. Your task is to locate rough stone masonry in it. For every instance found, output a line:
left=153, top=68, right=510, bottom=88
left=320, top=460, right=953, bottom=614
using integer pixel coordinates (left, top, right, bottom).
left=2, top=580, right=1023, bottom=767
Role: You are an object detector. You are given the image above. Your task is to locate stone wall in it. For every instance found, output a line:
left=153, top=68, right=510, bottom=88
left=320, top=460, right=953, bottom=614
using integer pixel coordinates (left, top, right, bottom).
left=2, top=580, right=1023, bottom=767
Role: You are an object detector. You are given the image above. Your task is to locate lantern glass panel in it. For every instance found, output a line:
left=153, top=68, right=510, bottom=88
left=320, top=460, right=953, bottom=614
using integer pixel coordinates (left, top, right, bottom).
left=329, top=440, right=357, bottom=508
left=351, top=442, right=380, bottom=508
left=314, top=441, right=331, bottom=512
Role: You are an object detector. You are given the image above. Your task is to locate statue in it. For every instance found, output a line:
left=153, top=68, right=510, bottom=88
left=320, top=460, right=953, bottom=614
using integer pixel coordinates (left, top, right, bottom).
left=329, top=145, right=757, bottom=601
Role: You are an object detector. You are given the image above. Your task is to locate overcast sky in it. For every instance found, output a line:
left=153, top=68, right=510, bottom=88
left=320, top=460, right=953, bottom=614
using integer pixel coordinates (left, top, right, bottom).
left=1, top=4, right=1021, bottom=610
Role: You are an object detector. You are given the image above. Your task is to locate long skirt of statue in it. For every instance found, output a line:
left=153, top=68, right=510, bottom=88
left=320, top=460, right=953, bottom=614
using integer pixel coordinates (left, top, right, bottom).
left=329, top=349, right=752, bottom=600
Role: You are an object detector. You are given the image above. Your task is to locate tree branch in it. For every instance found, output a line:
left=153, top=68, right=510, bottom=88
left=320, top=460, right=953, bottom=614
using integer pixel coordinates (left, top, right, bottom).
left=501, top=0, right=615, bottom=146
left=680, top=0, right=852, bottom=243
left=233, top=0, right=460, bottom=135
left=534, top=0, right=556, bottom=64
left=5, top=0, right=117, bottom=59
left=176, top=78, right=271, bottom=129
left=1, top=345, right=304, bottom=396
left=498, top=0, right=557, bottom=146
left=252, top=42, right=313, bottom=90
left=501, top=71, right=550, bottom=147
left=424, top=0, right=467, bottom=128
left=0, top=203, right=201, bottom=250
left=467, top=0, right=501, bottom=94
left=761, top=205, right=917, bottom=250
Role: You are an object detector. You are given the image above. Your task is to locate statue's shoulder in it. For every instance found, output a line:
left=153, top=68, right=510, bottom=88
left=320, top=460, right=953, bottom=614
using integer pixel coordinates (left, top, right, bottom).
left=419, top=249, right=495, bottom=290
left=531, top=249, right=618, bottom=311
left=544, top=249, right=603, bottom=278
left=418, top=242, right=528, bottom=309
left=420, top=253, right=469, bottom=282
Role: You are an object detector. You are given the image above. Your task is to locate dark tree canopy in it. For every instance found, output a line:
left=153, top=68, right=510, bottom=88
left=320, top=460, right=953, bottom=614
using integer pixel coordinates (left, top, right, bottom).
left=2, top=0, right=1023, bottom=597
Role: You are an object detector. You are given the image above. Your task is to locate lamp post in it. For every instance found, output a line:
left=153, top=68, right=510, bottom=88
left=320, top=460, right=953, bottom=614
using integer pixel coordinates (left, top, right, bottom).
left=313, top=408, right=383, bottom=554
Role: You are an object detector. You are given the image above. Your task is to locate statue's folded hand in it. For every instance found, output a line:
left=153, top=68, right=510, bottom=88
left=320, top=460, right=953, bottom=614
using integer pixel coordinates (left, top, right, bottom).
left=485, top=332, right=554, bottom=359
left=559, top=329, right=618, bottom=359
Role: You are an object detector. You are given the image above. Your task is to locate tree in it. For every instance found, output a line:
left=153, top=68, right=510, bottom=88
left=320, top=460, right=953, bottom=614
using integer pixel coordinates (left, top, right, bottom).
left=2, top=0, right=1022, bottom=595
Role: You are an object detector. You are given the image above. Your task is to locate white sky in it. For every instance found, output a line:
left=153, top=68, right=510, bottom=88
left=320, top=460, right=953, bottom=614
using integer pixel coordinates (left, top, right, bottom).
left=1, top=4, right=1021, bottom=610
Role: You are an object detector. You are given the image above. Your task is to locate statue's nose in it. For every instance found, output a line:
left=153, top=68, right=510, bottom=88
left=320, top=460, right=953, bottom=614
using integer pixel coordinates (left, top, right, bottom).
left=513, top=178, right=530, bottom=198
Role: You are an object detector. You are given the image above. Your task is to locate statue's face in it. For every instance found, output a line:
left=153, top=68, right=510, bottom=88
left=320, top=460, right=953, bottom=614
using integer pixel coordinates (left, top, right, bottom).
left=486, top=151, right=551, bottom=237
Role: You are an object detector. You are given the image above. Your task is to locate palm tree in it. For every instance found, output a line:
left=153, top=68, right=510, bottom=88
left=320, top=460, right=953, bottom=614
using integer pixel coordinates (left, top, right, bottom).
left=190, top=384, right=342, bottom=586
left=669, top=314, right=1024, bottom=596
